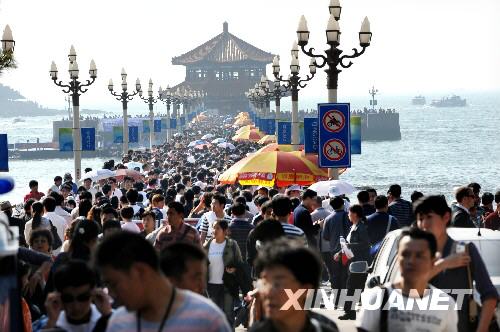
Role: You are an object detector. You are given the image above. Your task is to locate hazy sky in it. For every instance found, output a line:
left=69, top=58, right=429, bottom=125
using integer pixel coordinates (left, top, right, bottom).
left=1, top=0, right=499, bottom=113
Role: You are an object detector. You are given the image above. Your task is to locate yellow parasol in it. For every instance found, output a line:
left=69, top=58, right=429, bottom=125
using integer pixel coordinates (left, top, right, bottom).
left=257, top=135, right=277, bottom=145
left=218, top=151, right=328, bottom=187
left=232, top=129, right=264, bottom=142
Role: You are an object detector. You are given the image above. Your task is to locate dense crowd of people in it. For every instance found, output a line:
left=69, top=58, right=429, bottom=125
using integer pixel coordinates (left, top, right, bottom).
left=1, top=114, right=499, bottom=332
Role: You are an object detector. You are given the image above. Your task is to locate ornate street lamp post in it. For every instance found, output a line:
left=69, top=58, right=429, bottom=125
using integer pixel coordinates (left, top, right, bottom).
left=108, top=68, right=140, bottom=154
left=0, top=25, right=15, bottom=74
left=271, top=79, right=289, bottom=135
left=296, top=0, right=372, bottom=178
left=158, top=86, right=173, bottom=143
left=50, top=45, right=97, bottom=180
left=273, top=51, right=316, bottom=147
left=138, top=79, right=158, bottom=150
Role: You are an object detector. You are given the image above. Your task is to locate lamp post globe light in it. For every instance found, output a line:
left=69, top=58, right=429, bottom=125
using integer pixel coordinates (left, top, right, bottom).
left=273, top=51, right=316, bottom=148
left=0, top=25, right=15, bottom=74
left=138, top=78, right=158, bottom=150
left=296, top=0, right=372, bottom=178
left=50, top=45, right=97, bottom=180
left=108, top=68, right=140, bottom=154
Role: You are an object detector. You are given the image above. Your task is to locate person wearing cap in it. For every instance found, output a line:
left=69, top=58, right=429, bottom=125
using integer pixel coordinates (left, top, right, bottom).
left=24, top=180, right=45, bottom=203
left=63, top=173, right=78, bottom=195
left=1, top=200, right=27, bottom=246
left=286, top=184, right=302, bottom=198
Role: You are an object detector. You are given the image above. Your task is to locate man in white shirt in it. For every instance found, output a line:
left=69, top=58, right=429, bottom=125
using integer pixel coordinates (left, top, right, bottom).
left=43, top=197, right=68, bottom=254
left=48, top=175, right=62, bottom=195
left=83, top=178, right=98, bottom=201
left=357, top=228, right=458, bottom=332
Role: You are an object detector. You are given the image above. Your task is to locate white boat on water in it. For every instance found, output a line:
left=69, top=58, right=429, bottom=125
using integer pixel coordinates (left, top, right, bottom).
left=13, top=118, right=26, bottom=123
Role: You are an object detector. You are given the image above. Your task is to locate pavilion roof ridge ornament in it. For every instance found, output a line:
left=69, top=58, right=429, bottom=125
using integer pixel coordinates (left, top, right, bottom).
left=172, top=22, right=274, bottom=65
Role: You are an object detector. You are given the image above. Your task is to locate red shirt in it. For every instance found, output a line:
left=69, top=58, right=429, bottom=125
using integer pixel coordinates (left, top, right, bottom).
left=23, top=191, right=45, bottom=202
left=484, top=212, right=500, bottom=231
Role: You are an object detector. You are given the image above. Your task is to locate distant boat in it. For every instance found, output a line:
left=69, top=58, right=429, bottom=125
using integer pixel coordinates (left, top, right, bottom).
left=13, top=118, right=25, bottom=123
left=431, top=95, right=467, bottom=107
left=412, top=95, right=426, bottom=105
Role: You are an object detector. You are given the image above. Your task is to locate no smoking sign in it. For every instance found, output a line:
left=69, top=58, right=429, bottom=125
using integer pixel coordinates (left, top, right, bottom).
left=322, top=110, right=345, bottom=133
left=322, top=139, right=346, bottom=161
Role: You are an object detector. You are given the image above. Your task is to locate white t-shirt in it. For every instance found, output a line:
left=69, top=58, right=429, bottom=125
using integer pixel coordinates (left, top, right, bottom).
left=121, top=221, right=140, bottom=233
left=356, top=283, right=458, bottom=332
left=55, top=304, right=101, bottom=332
left=208, top=240, right=226, bottom=284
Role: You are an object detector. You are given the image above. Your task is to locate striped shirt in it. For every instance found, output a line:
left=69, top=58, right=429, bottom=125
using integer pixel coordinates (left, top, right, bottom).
left=199, top=211, right=231, bottom=240
left=228, top=218, right=254, bottom=259
left=388, top=198, right=414, bottom=227
left=154, top=222, right=201, bottom=251
left=280, top=221, right=308, bottom=246
left=106, top=289, right=231, bottom=332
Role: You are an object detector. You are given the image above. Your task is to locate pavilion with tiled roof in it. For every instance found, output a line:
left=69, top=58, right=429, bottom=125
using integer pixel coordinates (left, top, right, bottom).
left=172, top=22, right=274, bottom=114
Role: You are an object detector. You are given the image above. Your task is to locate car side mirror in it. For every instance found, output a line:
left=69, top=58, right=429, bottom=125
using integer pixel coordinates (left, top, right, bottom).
left=367, top=275, right=381, bottom=289
left=349, top=261, right=368, bottom=274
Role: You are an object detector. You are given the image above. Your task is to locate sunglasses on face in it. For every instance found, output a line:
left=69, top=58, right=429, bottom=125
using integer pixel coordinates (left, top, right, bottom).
left=61, top=292, right=92, bottom=303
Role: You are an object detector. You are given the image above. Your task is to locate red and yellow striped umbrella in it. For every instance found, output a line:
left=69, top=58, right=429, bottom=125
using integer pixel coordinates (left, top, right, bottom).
left=257, top=135, right=277, bottom=145
left=232, top=129, right=264, bottom=142
left=236, top=125, right=256, bottom=134
left=257, top=144, right=347, bottom=176
left=218, top=151, right=328, bottom=187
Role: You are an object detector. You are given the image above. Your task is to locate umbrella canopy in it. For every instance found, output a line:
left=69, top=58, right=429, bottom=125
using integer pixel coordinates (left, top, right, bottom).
left=193, top=143, right=212, bottom=150
left=233, top=117, right=252, bottom=126
left=78, top=169, right=115, bottom=183
left=232, top=129, right=264, bottom=142
left=125, top=161, right=143, bottom=170
left=218, top=151, right=328, bottom=187
left=211, top=138, right=226, bottom=144
left=236, top=125, right=256, bottom=134
left=114, top=169, right=143, bottom=181
left=257, top=143, right=304, bottom=153
left=201, top=133, right=214, bottom=140
left=308, top=180, right=355, bottom=197
left=218, top=142, right=236, bottom=150
left=257, top=135, right=277, bottom=145
left=188, top=139, right=209, bottom=147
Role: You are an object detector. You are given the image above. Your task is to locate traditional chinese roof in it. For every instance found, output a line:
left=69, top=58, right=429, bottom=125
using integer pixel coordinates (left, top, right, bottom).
left=172, top=22, right=274, bottom=65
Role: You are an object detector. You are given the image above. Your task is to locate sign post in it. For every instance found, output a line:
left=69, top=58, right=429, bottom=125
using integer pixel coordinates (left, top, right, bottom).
left=318, top=103, right=351, bottom=168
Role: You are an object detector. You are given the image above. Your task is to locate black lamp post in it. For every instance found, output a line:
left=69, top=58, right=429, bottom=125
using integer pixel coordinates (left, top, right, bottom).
left=272, top=50, right=316, bottom=147
left=158, top=86, right=173, bottom=142
left=138, top=79, right=158, bottom=150
left=50, top=45, right=97, bottom=181
left=108, top=68, right=140, bottom=154
left=296, top=0, right=372, bottom=178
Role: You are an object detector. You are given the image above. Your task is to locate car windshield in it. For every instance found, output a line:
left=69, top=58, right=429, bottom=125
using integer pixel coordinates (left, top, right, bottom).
left=477, top=240, right=500, bottom=276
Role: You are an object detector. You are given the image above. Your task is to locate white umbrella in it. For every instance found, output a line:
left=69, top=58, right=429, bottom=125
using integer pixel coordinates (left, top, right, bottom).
left=218, top=142, right=236, bottom=150
left=188, top=139, right=208, bottom=147
left=79, top=169, right=115, bottom=183
left=201, top=133, right=215, bottom=140
left=125, top=161, right=143, bottom=170
left=173, top=133, right=183, bottom=138
left=211, top=138, right=226, bottom=144
left=308, top=180, right=355, bottom=197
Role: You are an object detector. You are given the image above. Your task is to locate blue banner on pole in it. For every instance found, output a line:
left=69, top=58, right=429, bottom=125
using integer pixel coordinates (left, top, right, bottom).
left=154, top=120, right=162, bottom=133
left=350, top=116, right=362, bottom=154
left=255, top=116, right=261, bottom=129
left=277, top=122, right=291, bottom=144
left=318, top=103, right=351, bottom=168
left=142, top=120, right=150, bottom=133
left=81, top=128, right=95, bottom=151
left=113, top=126, right=123, bottom=144
left=304, top=118, right=319, bottom=154
left=161, top=119, right=168, bottom=130
left=129, top=126, right=139, bottom=143
left=265, top=119, right=275, bottom=135
left=180, top=117, right=186, bottom=127
left=59, top=128, right=73, bottom=152
left=0, top=134, right=8, bottom=171
left=170, top=118, right=177, bottom=129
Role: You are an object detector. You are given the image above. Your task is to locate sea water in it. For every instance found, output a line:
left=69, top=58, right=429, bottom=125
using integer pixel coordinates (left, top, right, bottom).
left=0, top=92, right=499, bottom=204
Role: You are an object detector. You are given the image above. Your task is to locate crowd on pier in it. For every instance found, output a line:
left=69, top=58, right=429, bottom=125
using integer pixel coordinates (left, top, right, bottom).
left=1, top=113, right=499, bottom=332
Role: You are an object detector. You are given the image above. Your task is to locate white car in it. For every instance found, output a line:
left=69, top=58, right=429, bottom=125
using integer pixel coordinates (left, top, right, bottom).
left=353, top=227, right=500, bottom=325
